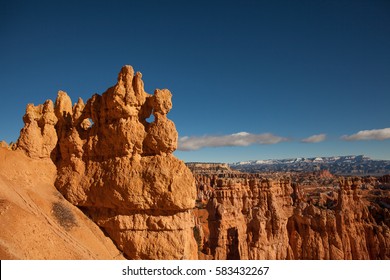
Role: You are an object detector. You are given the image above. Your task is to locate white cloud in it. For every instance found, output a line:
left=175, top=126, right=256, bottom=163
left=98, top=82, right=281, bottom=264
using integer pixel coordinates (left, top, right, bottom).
left=178, top=132, right=288, bottom=151
left=341, top=128, right=390, bottom=141
left=301, top=134, right=326, bottom=143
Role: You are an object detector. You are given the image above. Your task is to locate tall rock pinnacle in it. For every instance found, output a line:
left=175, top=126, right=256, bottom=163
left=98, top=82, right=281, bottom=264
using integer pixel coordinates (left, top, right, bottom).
left=17, top=65, right=198, bottom=259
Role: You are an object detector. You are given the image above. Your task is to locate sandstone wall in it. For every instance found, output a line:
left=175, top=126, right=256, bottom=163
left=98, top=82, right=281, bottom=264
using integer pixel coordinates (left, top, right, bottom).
left=194, top=173, right=390, bottom=260
left=287, top=177, right=390, bottom=259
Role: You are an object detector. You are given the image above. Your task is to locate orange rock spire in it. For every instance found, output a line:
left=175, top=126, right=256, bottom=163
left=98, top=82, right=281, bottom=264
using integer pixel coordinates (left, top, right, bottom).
left=17, top=65, right=197, bottom=259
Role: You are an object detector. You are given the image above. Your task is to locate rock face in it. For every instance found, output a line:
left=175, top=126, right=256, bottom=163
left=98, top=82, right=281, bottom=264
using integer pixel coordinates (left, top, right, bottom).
left=17, top=65, right=197, bottom=259
left=201, top=177, right=294, bottom=259
left=187, top=163, right=234, bottom=175
left=287, top=177, right=390, bottom=259
left=0, top=147, right=124, bottom=259
left=193, top=171, right=390, bottom=260
left=17, top=100, right=58, bottom=158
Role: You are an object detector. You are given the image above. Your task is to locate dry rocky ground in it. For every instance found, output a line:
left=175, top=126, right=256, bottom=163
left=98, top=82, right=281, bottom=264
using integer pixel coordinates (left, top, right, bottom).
left=0, top=147, right=123, bottom=259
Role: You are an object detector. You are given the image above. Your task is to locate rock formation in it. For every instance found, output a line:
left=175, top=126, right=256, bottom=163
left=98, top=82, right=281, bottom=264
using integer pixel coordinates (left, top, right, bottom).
left=6, top=67, right=389, bottom=260
left=16, top=65, right=197, bottom=259
left=186, top=162, right=234, bottom=175
left=287, top=177, right=390, bottom=259
left=192, top=167, right=390, bottom=260
left=17, top=100, right=58, bottom=158
left=0, top=147, right=123, bottom=259
left=199, top=176, right=294, bottom=259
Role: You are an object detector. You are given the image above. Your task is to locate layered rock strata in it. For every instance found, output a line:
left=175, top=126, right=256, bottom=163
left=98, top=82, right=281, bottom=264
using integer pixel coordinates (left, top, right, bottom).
left=206, top=177, right=293, bottom=259
left=194, top=172, right=390, bottom=260
left=17, top=66, right=197, bottom=259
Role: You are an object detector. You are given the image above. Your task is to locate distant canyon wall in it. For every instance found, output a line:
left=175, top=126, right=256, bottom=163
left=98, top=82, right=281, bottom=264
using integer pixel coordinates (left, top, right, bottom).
left=193, top=171, right=390, bottom=260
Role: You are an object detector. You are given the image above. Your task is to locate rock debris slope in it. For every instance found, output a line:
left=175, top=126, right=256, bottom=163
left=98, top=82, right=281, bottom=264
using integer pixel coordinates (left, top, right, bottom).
left=15, top=65, right=197, bottom=259
left=0, top=147, right=123, bottom=259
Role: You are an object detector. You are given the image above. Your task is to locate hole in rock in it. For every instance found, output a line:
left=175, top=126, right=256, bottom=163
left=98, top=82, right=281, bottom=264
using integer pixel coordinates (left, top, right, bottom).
left=88, top=118, right=94, bottom=128
left=146, top=114, right=155, bottom=123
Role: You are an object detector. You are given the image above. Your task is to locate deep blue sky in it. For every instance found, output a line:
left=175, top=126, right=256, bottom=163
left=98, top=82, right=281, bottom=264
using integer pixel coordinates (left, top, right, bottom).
left=1, top=0, right=389, bottom=162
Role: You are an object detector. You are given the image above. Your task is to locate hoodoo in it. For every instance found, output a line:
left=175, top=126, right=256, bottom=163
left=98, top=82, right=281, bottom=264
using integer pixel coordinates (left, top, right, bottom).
left=16, top=65, right=198, bottom=259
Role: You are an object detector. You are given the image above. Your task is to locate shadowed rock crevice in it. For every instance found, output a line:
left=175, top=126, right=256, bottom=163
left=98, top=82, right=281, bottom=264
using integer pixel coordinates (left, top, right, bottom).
left=226, top=227, right=240, bottom=260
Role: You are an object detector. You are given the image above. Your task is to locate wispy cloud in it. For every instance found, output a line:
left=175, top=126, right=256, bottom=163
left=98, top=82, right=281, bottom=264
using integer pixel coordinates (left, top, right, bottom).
left=341, top=128, right=390, bottom=141
left=178, top=132, right=288, bottom=151
left=301, top=133, right=326, bottom=143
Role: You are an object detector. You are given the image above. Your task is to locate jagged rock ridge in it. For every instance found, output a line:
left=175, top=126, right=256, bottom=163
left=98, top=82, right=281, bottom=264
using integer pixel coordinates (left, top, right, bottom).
left=231, top=155, right=390, bottom=175
left=16, top=65, right=197, bottom=259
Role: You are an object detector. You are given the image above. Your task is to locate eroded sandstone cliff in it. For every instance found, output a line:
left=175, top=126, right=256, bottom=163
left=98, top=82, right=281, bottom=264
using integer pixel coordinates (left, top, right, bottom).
left=192, top=169, right=390, bottom=260
left=288, top=177, right=390, bottom=259
left=16, top=65, right=197, bottom=259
